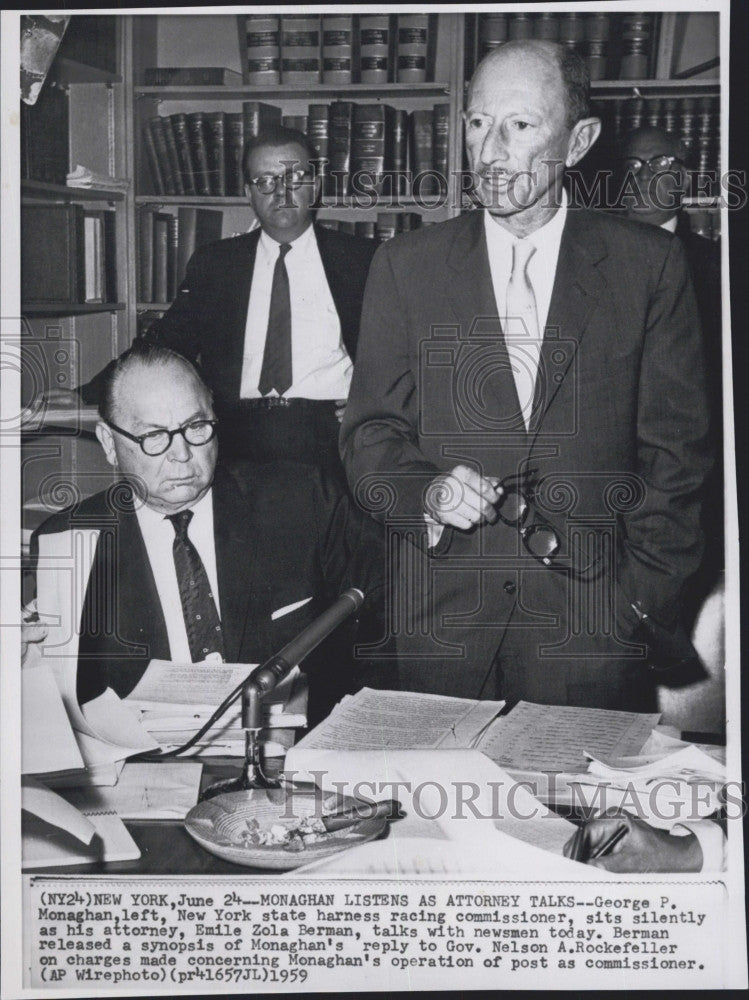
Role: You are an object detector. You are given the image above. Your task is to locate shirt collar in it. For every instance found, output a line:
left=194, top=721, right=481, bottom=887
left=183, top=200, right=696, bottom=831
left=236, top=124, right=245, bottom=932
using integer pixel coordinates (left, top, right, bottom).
left=483, top=188, right=568, bottom=256
left=259, top=222, right=316, bottom=261
left=135, top=485, right=214, bottom=533
left=660, top=215, right=679, bottom=234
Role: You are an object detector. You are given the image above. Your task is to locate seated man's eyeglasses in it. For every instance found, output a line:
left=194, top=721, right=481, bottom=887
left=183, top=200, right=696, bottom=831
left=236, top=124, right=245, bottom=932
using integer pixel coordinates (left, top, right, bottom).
left=105, top=418, right=218, bottom=456
left=622, top=154, right=684, bottom=176
left=249, top=168, right=314, bottom=195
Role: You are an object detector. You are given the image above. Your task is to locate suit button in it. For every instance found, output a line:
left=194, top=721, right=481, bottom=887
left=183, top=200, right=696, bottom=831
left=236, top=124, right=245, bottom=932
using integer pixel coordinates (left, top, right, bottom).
left=503, top=581, right=516, bottom=595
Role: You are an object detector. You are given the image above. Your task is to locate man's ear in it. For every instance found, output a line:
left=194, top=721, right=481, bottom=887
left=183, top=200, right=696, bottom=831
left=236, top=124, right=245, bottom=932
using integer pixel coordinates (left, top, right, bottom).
left=95, top=421, right=118, bottom=468
left=566, top=116, right=602, bottom=168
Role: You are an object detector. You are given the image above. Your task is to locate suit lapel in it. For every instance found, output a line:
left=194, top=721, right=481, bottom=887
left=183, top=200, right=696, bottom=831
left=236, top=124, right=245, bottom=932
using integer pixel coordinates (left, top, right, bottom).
left=314, top=224, right=357, bottom=357
left=112, top=501, right=170, bottom=658
left=223, top=229, right=260, bottom=400
left=212, top=469, right=259, bottom=663
left=530, top=210, right=608, bottom=437
left=446, top=211, right=525, bottom=430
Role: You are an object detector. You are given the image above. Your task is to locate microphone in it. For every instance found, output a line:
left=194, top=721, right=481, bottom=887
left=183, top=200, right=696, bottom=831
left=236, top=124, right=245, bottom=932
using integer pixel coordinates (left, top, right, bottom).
left=248, top=587, right=364, bottom=699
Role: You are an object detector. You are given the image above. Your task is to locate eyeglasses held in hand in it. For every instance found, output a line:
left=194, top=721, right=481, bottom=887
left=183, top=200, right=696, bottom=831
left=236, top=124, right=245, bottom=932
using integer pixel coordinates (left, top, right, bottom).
left=622, top=154, right=684, bottom=176
left=249, top=169, right=314, bottom=195
left=106, top=418, right=218, bottom=456
left=496, top=470, right=563, bottom=567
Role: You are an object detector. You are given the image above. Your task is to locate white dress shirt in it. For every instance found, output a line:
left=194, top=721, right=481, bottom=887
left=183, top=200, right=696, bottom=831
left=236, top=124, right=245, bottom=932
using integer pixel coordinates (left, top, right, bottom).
left=483, top=189, right=568, bottom=348
left=239, top=225, right=352, bottom=399
left=660, top=215, right=679, bottom=233
left=135, top=489, right=221, bottom=663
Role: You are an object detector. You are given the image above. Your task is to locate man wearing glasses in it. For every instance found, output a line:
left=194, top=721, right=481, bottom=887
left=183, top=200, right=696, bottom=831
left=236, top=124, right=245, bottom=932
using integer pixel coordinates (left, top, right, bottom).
left=342, top=41, right=712, bottom=710
left=137, top=124, right=376, bottom=470
left=30, top=341, right=388, bottom=724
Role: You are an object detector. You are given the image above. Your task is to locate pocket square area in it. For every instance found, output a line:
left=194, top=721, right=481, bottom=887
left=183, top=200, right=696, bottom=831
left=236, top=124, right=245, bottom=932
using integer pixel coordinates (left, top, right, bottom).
left=271, top=597, right=313, bottom=621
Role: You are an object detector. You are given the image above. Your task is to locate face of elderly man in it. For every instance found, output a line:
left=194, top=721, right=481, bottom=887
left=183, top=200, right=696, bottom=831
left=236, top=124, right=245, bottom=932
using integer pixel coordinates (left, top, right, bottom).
left=464, top=42, right=599, bottom=236
left=96, top=358, right=218, bottom=514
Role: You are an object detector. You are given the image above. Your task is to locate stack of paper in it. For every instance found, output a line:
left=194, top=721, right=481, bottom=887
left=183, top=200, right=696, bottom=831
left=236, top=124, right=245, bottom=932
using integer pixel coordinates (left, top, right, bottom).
left=126, top=660, right=308, bottom=756
left=66, top=165, right=130, bottom=191
left=294, top=687, right=504, bottom=752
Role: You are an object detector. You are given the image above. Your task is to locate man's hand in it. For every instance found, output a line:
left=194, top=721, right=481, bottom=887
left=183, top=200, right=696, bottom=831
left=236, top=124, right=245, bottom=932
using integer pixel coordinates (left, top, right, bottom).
left=334, top=399, right=347, bottom=425
left=21, top=620, right=48, bottom=667
left=563, top=809, right=703, bottom=873
left=424, top=464, right=503, bottom=531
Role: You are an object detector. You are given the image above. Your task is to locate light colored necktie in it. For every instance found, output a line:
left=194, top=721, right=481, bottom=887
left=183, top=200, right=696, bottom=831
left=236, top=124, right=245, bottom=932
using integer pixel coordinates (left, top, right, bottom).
left=504, top=239, right=541, bottom=431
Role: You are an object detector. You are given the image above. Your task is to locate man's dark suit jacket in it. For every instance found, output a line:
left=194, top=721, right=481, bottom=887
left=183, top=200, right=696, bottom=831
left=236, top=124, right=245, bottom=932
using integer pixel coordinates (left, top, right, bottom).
left=341, top=207, right=712, bottom=711
left=31, top=462, right=389, bottom=725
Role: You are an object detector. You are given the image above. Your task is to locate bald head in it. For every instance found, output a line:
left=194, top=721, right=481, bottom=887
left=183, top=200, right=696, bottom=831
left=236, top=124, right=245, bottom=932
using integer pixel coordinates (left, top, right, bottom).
left=468, top=40, right=591, bottom=129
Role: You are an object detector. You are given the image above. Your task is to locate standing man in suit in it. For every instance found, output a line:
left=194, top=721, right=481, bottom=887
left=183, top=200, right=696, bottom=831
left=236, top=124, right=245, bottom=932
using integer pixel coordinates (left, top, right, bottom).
left=341, top=41, right=712, bottom=710
left=139, top=124, right=376, bottom=469
left=32, top=341, right=388, bottom=725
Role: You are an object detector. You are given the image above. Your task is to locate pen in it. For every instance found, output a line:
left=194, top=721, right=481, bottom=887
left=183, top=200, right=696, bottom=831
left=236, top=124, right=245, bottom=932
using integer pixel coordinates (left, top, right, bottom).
left=589, top=823, right=628, bottom=860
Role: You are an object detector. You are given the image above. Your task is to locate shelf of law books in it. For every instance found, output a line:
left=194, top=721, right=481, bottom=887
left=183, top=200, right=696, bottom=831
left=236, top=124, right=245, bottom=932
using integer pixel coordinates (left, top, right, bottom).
left=462, top=11, right=721, bottom=234
left=129, top=13, right=466, bottom=309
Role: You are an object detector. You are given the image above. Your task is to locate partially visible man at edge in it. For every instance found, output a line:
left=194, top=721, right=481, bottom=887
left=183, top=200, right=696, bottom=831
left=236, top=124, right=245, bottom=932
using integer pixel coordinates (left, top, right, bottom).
left=341, top=40, right=712, bottom=710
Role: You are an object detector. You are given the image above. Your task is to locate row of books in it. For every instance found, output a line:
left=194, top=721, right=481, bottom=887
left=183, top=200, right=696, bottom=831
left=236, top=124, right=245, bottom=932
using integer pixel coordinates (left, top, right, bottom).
left=318, top=212, right=425, bottom=242
left=137, top=207, right=222, bottom=303
left=477, top=12, right=659, bottom=80
left=143, top=101, right=451, bottom=200
left=242, top=13, right=436, bottom=85
left=21, top=204, right=117, bottom=305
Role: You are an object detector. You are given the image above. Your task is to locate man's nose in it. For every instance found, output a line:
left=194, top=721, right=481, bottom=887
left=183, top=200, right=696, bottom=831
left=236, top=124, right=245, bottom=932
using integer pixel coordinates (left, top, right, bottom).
left=167, top=430, right=192, bottom=462
left=480, top=122, right=509, bottom=165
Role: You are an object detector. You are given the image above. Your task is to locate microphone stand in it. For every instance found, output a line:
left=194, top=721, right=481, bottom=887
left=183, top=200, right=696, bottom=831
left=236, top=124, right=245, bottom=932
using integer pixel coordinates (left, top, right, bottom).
left=198, top=588, right=364, bottom=801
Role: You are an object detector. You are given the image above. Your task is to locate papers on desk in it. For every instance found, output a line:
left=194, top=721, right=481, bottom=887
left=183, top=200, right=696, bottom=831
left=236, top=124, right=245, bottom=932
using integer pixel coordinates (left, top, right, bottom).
left=477, top=700, right=660, bottom=774
left=22, top=664, right=85, bottom=776
left=284, top=749, right=595, bottom=879
left=66, top=761, right=203, bottom=820
left=294, top=687, right=504, bottom=752
left=126, top=659, right=308, bottom=755
left=21, top=778, right=140, bottom=868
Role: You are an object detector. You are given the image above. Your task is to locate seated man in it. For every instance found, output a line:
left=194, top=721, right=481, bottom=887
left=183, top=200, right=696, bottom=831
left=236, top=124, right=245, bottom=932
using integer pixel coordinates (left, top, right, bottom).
left=30, top=341, right=389, bottom=725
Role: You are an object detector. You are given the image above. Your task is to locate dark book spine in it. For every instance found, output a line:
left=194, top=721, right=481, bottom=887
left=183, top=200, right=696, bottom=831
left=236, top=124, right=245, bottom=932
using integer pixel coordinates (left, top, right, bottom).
left=205, top=111, right=226, bottom=197
left=282, top=115, right=308, bottom=133
left=21, top=81, right=69, bottom=185
left=352, top=104, right=387, bottom=192
left=645, top=98, right=662, bottom=130
left=143, top=122, right=165, bottom=195
left=242, top=101, right=282, bottom=139
left=359, top=14, right=391, bottom=83
left=281, top=14, right=321, bottom=84
left=322, top=15, right=352, bottom=84
left=410, top=108, right=435, bottom=194
left=144, top=67, right=242, bottom=85
left=584, top=13, right=609, bottom=81
left=307, top=104, right=330, bottom=189
left=187, top=112, right=212, bottom=197
left=327, top=101, right=354, bottom=197
left=244, top=15, right=281, bottom=84
left=432, top=103, right=450, bottom=196
left=160, top=116, right=185, bottom=196
left=171, top=113, right=198, bottom=196
left=534, top=12, right=560, bottom=40
left=102, top=209, right=118, bottom=304
left=225, top=112, right=245, bottom=197
left=148, top=118, right=175, bottom=195
left=153, top=214, right=169, bottom=304
left=386, top=108, right=408, bottom=197
left=375, top=212, right=398, bottom=242
left=399, top=211, right=422, bottom=232
left=177, top=207, right=197, bottom=287
left=396, top=14, right=429, bottom=84
left=354, top=220, right=376, bottom=240
left=508, top=13, right=534, bottom=41
left=619, top=14, right=652, bottom=79
left=138, top=208, right=155, bottom=303
left=480, top=13, right=508, bottom=56
left=558, top=12, right=585, bottom=53
left=679, top=98, right=697, bottom=161
left=166, top=214, right=179, bottom=300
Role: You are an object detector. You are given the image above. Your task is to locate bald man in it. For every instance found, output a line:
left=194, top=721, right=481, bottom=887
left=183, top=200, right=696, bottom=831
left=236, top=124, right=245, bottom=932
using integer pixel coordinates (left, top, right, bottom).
left=341, top=41, right=711, bottom=710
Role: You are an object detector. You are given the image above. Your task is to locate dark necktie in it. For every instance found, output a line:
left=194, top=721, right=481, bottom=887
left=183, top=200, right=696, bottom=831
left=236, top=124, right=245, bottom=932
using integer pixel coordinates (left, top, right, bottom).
left=258, top=242, right=292, bottom=396
left=166, top=509, right=225, bottom=662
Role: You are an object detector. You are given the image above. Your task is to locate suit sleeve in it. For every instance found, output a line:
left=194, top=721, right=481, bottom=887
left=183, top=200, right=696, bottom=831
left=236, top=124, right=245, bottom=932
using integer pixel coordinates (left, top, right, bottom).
left=617, top=235, right=713, bottom=633
left=340, top=242, right=443, bottom=526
